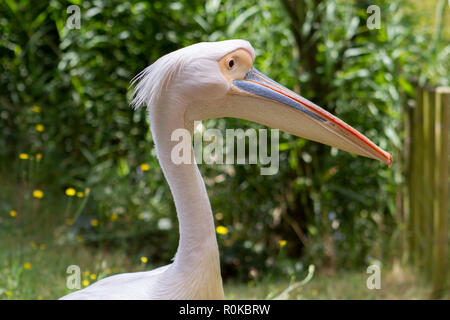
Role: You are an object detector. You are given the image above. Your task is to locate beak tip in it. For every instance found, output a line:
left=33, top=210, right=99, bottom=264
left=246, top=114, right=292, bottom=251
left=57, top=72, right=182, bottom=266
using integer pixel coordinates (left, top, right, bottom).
left=385, top=152, right=393, bottom=167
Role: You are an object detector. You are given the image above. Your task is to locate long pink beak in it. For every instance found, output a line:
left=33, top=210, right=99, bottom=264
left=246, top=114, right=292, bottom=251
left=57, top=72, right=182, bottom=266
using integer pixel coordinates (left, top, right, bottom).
left=230, top=68, right=392, bottom=166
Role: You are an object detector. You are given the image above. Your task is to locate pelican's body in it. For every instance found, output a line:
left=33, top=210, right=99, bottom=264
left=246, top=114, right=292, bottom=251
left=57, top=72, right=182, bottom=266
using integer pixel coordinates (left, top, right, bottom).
left=61, top=40, right=391, bottom=300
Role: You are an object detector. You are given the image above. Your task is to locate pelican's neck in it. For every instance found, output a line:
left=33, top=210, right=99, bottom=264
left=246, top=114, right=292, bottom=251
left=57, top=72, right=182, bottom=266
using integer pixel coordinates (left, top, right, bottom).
left=149, top=99, right=219, bottom=269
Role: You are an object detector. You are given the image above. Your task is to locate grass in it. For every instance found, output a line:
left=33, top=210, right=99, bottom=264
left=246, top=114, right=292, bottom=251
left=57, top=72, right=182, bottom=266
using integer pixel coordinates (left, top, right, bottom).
left=0, top=172, right=445, bottom=300
left=0, top=233, right=440, bottom=300
left=225, top=264, right=441, bottom=299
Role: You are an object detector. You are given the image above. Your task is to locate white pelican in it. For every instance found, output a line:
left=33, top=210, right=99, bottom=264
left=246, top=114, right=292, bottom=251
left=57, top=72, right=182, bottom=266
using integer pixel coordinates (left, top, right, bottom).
left=60, top=39, right=392, bottom=300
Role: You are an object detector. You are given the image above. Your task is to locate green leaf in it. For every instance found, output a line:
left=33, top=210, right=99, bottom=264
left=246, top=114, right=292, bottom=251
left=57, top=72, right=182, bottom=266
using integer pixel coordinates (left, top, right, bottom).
left=30, top=10, right=48, bottom=31
left=205, top=0, right=221, bottom=15
left=194, top=15, right=210, bottom=32
left=227, top=6, right=259, bottom=36
left=398, top=76, right=414, bottom=96
left=117, top=158, right=130, bottom=177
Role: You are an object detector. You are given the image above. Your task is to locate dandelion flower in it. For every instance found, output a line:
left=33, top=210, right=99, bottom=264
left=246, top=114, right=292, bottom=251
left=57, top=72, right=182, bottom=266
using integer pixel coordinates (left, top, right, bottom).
left=83, top=271, right=90, bottom=277
left=89, top=274, right=97, bottom=280
left=39, top=243, right=46, bottom=250
left=65, top=188, right=76, bottom=196
left=76, top=191, right=84, bottom=198
left=140, top=163, right=150, bottom=171
left=32, top=105, right=41, bottom=113
left=110, top=213, right=118, bottom=222
left=90, top=219, right=99, bottom=227
left=32, top=189, right=44, bottom=199
left=279, top=240, right=287, bottom=247
left=82, top=280, right=90, bottom=287
left=9, top=210, right=17, bottom=217
left=7, top=290, right=13, bottom=297
left=24, top=262, right=32, bottom=270
left=35, top=124, right=45, bottom=132
left=19, top=153, right=29, bottom=160
left=216, top=226, right=228, bottom=235
left=36, top=153, right=42, bottom=160
left=140, top=256, right=148, bottom=264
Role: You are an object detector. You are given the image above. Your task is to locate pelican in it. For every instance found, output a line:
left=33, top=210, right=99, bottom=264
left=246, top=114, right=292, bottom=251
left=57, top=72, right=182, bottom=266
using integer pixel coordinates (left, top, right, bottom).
left=60, top=39, right=392, bottom=300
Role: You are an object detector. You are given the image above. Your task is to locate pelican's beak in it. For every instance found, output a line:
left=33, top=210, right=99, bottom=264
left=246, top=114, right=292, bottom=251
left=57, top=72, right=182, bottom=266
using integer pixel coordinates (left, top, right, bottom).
left=228, top=68, right=392, bottom=166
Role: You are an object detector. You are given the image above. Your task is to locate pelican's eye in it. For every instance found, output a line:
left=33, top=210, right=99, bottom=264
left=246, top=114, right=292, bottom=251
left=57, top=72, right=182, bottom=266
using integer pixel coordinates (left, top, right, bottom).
left=226, top=57, right=238, bottom=70
left=219, top=49, right=253, bottom=82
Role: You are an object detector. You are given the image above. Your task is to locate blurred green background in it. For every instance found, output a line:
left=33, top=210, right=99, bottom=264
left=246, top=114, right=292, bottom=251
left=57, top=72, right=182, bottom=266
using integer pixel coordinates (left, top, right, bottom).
left=0, top=0, right=448, bottom=299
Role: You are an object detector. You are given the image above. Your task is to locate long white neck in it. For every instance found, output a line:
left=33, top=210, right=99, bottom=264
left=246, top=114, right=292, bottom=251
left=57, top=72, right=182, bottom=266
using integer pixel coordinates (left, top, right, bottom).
left=149, top=98, right=224, bottom=299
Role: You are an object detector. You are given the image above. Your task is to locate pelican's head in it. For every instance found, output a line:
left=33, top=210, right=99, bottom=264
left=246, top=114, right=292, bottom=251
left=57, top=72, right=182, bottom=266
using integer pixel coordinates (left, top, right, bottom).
left=132, top=39, right=392, bottom=166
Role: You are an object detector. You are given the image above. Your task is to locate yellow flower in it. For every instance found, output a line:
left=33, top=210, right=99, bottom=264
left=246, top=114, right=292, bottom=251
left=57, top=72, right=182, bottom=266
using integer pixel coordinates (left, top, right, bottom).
left=30, top=241, right=37, bottom=249
left=36, top=153, right=42, bottom=160
left=6, top=290, right=13, bottom=297
left=35, top=124, right=45, bottom=132
left=89, top=274, right=97, bottom=280
left=140, top=163, right=150, bottom=171
left=105, top=268, right=111, bottom=274
left=9, top=210, right=17, bottom=217
left=24, top=262, right=32, bottom=270
left=65, top=218, right=73, bottom=225
left=216, top=226, right=228, bottom=235
left=311, top=289, right=318, bottom=296
left=110, top=213, right=118, bottom=222
left=65, top=188, right=76, bottom=196
left=19, top=153, right=29, bottom=160
left=82, top=280, right=90, bottom=287
left=39, top=243, right=46, bottom=250
left=279, top=240, right=287, bottom=247
left=32, top=105, right=41, bottom=113
left=90, top=219, right=99, bottom=227
left=76, top=191, right=84, bottom=198
left=83, top=271, right=90, bottom=277
left=32, top=189, right=44, bottom=199
left=140, top=256, right=148, bottom=264
left=138, top=213, right=144, bottom=220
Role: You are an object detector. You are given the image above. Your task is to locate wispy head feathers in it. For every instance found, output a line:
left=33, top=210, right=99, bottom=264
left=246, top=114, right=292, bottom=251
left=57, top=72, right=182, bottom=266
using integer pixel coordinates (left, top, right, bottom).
left=130, top=52, right=185, bottom=111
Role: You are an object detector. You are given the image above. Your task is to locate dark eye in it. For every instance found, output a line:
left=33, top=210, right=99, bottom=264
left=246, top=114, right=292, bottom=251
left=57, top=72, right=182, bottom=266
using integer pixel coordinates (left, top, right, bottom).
left=227, top=57, right=237, bottom=70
